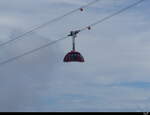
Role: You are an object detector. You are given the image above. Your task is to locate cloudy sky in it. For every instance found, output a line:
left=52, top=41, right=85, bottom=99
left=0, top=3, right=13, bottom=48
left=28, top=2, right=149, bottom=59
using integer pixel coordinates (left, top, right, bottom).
left=0, top=0, right=150, bottom=112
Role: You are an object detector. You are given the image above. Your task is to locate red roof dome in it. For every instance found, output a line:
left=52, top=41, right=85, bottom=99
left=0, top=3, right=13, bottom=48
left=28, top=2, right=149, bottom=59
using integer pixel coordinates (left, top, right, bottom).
left=64, top=51, right=84, bottom=62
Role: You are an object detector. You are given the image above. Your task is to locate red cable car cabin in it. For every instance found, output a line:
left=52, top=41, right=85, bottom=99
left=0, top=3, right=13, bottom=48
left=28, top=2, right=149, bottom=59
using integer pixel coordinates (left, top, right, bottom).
left=64, top=50, right=84, bottom=62
left=64, top=30, right=85, bottom=63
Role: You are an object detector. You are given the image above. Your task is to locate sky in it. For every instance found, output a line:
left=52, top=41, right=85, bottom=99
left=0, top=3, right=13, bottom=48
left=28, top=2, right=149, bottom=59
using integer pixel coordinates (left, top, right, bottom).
left=0, top=0, right=150, bottom=112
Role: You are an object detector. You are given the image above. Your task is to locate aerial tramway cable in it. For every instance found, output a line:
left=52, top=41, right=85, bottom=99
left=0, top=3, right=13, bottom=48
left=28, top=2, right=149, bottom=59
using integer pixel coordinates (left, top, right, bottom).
left=80, top=0, right=146, bottom=31
left=0, top=0, right=146, bottom=66
left=0, top=0, right=101, bottom=48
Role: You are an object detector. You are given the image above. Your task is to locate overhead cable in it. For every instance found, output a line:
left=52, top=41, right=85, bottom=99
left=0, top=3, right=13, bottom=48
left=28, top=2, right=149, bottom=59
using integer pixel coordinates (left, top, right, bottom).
left=0, top=0, right=146, bottom=67
left=0, top=0, right=101, bottom=48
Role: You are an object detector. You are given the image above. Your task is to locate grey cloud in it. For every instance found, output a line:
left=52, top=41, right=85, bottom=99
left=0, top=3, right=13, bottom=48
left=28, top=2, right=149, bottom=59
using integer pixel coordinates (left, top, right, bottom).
left=0, top=28, right=63, bottom=112
left=0, top=0, right=150, bottom=112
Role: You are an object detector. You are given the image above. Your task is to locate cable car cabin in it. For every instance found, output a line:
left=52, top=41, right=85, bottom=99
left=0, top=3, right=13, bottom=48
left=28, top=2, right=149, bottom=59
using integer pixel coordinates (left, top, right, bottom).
left=64, top=50, right=84, bottom=62
left=64, top=30, right=85, bottom=63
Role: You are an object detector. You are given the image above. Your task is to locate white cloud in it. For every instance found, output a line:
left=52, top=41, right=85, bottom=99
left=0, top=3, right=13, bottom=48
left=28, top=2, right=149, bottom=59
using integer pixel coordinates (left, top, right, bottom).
left=0, top=0, right=149, bottom=112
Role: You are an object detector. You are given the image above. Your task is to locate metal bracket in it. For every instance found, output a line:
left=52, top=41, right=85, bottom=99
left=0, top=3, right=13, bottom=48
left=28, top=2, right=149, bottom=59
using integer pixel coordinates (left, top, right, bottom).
left=68, top=30, right=80, bottom=37
left=68, top=30, right=80, bottom=51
